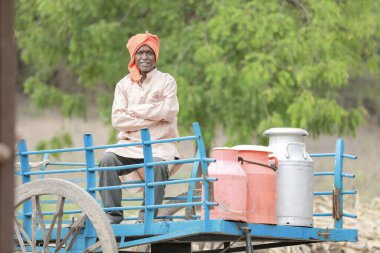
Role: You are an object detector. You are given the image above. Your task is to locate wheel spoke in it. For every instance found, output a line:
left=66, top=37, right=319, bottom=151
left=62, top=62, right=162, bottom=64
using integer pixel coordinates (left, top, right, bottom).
left=55, top=196, right=65, bottom=246
left=36, top=195, right=47, bottom=239
left=55, top=213, right=87, bottom=252
left=43, top=196, right=65, bottom=249
left=66, top=213, right=88, bottom=252
left=14, top=218, right=34, bottom=249
left=42, top=216, right=56, bottom=248
left=41, top=247, right=50, bottom=253
left=83, top=241, right=102, bottom=253
left=14, top=220, right=27, bottom=253
left=32, top=196, right=37, bottom=252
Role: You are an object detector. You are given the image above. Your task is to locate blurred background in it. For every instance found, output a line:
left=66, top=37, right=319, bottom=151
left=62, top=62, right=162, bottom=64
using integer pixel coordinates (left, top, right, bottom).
left=13, top=0, right=380, bottom=252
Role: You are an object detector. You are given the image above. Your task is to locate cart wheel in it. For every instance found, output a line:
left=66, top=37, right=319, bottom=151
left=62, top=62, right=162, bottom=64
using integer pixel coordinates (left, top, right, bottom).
left=13, top=178, right=118, bottom=253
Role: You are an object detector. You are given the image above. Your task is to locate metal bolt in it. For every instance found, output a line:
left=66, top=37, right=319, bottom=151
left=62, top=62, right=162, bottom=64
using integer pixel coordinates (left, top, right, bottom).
left=318, top=228, right=330, bottom=239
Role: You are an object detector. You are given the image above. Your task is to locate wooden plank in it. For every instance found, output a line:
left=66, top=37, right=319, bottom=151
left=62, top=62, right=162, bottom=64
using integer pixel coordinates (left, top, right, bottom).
left=0, top=0, right=16, bottom=252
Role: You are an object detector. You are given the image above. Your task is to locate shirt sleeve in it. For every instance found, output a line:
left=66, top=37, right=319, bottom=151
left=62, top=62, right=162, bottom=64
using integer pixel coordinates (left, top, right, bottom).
left=111, top=81, right=157, bottom=132
left=128, top=76, right=179, bottom=121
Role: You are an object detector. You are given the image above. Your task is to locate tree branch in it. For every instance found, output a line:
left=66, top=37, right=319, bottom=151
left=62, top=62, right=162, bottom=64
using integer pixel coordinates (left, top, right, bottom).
left=286, top=0, right=310, bottom=24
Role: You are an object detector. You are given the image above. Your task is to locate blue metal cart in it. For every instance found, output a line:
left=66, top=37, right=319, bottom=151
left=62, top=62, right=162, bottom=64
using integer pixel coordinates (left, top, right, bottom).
left=14, top=122, right=358, bottom=252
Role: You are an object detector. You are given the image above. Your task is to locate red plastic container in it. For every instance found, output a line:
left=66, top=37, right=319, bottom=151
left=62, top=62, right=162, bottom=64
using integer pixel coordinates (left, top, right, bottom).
left=233, top=145, right=277, bottom=224
left=204, top=148, right=247, bottom=222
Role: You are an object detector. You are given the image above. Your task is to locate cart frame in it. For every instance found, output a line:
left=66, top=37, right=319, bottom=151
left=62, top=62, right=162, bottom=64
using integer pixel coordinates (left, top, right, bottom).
left=14, top=122, right=358, bottom=252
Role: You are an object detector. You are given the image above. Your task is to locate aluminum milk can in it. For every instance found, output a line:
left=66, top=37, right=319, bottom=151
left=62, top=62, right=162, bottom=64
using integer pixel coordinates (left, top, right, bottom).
left=263, top=128, right=314, bottom=227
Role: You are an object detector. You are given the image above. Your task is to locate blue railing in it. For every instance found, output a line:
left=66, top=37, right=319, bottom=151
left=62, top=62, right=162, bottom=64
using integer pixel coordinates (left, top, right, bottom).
left=15, top=122, right=216, bottom=236
left=15, top=125, right=358, bottom=243
left=311, top=139, right=358, bottom=229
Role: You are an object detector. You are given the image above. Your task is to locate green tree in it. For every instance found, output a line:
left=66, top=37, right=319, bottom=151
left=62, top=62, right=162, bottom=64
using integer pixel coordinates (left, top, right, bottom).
left=16, top=0, right=380, bottom=148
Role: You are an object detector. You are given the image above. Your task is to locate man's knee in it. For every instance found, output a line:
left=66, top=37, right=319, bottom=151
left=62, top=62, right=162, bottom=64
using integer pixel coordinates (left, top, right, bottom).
left=99, top=152, right=119, bottom=167
left=154, top=165, right=169, bottom=181
left=99, top=153, right=123, bottom=180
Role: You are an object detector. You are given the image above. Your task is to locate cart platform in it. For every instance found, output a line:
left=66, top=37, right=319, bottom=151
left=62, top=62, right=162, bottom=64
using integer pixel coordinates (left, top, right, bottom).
left=112, top=219, right=357, bottom=248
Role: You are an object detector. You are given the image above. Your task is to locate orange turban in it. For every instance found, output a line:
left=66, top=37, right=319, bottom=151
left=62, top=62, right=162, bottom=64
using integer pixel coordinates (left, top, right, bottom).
left=126, top=31, right=160, bottom=83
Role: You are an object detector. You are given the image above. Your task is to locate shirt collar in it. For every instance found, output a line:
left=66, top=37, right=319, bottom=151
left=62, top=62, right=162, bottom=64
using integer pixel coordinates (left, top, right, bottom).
left=146, top=68, right=157, bottom=79
left=138, top=68, right=157, bottom=84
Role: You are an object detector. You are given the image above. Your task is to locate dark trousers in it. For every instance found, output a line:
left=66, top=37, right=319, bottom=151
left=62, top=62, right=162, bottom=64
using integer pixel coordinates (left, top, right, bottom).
left=99, top=152, right=169, bottom=222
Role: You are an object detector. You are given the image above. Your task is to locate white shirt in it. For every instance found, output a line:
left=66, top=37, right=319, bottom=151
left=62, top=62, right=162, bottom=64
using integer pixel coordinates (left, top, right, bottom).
left=106, top=68, right=180, bottom=183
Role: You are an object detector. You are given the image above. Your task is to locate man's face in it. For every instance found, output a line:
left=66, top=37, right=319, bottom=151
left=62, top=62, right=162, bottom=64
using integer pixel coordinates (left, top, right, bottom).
left=135, top=45, right=156, bottom=74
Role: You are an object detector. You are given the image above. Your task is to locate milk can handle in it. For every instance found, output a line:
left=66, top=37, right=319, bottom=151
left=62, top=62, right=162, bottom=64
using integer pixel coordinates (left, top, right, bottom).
left=285, top=142, right=307, bottom=160
left=238, top=157, right=277, bottom=171
left=268, top=154, right=278, bottom=171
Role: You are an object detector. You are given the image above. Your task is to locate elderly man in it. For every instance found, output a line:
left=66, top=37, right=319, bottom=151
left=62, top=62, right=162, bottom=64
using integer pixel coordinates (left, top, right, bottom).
left=99, top=31, right=180, bottom=224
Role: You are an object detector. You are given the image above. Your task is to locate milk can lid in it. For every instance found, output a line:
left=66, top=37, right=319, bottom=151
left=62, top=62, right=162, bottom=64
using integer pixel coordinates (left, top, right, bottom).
left=263, top=128, right=309, bottom=136
left=212, top=147, right=235, bottom=151
left=232, top=145, right=272, bottom=152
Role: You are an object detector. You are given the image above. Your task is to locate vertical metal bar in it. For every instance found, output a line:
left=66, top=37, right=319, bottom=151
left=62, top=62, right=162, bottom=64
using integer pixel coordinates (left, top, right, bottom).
left=141, top=128, right=154, bottom=234
left=193, top=122, right=211, bottom=231
left=333, top=139, right=344, bottom=229
left=18, top=140, right=32, bottom=236
left=83, top=134, right=97, bottom=244
left=185, top=150, right=200, bottom=219
left=18, top=141, right=31, bottom=184
left=84, top=134, right=96, bottom=199
left=244, top=227, right=253, bottom=253
left=39, top=153, right=49, bottom=179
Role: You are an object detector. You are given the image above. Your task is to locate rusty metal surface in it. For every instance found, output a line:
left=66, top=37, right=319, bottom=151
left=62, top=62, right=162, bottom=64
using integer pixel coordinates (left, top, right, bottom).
left=333, top=188, right=342, bottom=220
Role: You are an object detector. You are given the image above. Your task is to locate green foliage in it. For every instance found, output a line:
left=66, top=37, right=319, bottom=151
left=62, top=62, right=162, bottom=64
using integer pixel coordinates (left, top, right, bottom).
left=16, top=0, right=380, bottom=148
left=24, top=77, right=86, bottom=118
left=36, top=132, right=73, bottom=159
